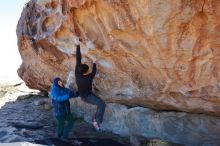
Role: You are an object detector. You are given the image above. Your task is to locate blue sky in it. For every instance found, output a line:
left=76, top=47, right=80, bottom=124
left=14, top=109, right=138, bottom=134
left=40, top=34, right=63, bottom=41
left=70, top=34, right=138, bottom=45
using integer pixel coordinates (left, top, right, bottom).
left=0, top=0, right=26, bottom=78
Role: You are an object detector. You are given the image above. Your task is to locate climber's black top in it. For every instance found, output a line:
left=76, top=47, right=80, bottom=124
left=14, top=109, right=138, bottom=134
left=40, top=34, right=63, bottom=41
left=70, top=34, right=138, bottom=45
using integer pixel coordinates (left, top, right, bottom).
left=75, top=45, right=96, bottom=99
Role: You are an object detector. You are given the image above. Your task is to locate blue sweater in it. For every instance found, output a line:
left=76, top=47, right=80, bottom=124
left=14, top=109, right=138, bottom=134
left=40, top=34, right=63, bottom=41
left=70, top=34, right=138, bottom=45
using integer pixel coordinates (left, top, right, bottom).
left=50, top=84, right=78, bottom=117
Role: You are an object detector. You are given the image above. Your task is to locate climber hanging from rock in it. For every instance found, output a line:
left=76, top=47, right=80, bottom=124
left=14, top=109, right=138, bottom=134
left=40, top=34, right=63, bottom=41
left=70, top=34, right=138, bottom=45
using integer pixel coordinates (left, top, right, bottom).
left=50, top=77, right=79, bottom=140
left=74, top=37, right=106, bottom=131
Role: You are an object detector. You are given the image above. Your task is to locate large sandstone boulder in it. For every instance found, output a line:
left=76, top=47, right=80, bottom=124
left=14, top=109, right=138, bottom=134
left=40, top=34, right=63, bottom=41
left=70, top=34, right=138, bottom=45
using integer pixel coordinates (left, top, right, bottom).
left=17, top=0, right=220, bottom=116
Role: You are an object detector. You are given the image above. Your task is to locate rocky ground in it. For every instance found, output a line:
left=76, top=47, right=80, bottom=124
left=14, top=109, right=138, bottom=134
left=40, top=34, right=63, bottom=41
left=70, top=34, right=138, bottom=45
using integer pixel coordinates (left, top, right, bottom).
left=0, top=82, right=180, bottom=146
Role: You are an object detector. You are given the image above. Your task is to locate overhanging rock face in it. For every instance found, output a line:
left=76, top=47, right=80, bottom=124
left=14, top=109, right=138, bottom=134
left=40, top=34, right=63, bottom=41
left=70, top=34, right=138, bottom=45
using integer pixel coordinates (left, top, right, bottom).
left=17, top=0, right=220, bottom=116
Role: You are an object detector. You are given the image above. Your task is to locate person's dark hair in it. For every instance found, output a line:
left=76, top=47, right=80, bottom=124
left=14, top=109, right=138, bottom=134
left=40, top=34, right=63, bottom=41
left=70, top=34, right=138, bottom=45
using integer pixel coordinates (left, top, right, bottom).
left=80, top=64, right=89, bottom=74
left=53, top=77, right=61, bottom=88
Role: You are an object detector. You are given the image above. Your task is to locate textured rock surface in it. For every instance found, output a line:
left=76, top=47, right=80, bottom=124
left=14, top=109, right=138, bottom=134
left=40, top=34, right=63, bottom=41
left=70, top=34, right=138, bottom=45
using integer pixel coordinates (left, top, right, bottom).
left=17, top=0, right=220, bottom=116
left=71, top=99, right=220, bottom=146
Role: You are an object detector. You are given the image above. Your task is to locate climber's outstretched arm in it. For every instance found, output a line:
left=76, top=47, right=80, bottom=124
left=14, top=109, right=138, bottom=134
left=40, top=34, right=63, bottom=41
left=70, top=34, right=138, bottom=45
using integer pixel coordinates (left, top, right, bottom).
left=75, top=38, right=81, bottom=75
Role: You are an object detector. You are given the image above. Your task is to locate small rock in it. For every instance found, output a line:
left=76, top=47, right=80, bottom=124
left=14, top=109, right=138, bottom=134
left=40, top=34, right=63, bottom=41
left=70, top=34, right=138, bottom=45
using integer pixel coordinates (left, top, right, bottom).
left=17, top=94, right=33, bottom=100
left=130, top=135, right=141, bottom=146
left=0, top=131, right=7, bottom=138
left=142, top=139, right=174, bottom=146
left=38, top=91, right=48, bottom=97
left=44, top=103, right=52, bottom=110
left=9, top=122, right=44, bottom=130
left=2, top=142, right=43, bottom=146
left=34, top=100, right=45, bottom=106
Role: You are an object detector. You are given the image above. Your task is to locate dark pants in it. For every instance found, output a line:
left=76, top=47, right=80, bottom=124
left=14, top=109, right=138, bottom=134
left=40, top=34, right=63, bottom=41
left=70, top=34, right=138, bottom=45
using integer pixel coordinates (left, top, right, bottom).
left=85, top=94, right=106, bottom=125
left=56, top=113, right=74, bottom=139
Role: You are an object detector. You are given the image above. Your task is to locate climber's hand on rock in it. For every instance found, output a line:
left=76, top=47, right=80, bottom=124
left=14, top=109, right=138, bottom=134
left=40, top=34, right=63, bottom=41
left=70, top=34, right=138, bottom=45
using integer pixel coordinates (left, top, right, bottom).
left=74, top=37, right=80, bottom=45
left=88, top=54, right=97, bottom=63
left=86, top=40, right=95, bottom=50
left=91, top=56, right=97, bottom=63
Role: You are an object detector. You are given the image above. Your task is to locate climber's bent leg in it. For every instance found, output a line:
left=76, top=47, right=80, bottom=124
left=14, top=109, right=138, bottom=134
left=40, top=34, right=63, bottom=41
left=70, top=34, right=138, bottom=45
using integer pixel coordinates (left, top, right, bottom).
left=86, top=94, right=106, bottom=124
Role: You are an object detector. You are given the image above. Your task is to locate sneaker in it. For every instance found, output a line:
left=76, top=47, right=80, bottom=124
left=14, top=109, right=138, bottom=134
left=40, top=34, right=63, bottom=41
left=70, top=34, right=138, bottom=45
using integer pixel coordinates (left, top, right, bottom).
left=92, top=119, right=101, bottom=131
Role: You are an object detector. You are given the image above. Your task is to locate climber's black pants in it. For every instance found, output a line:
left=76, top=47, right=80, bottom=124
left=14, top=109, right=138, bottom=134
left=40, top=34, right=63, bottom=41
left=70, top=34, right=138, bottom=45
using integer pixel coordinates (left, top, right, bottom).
left=85, top=94, right=106, bottom=125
